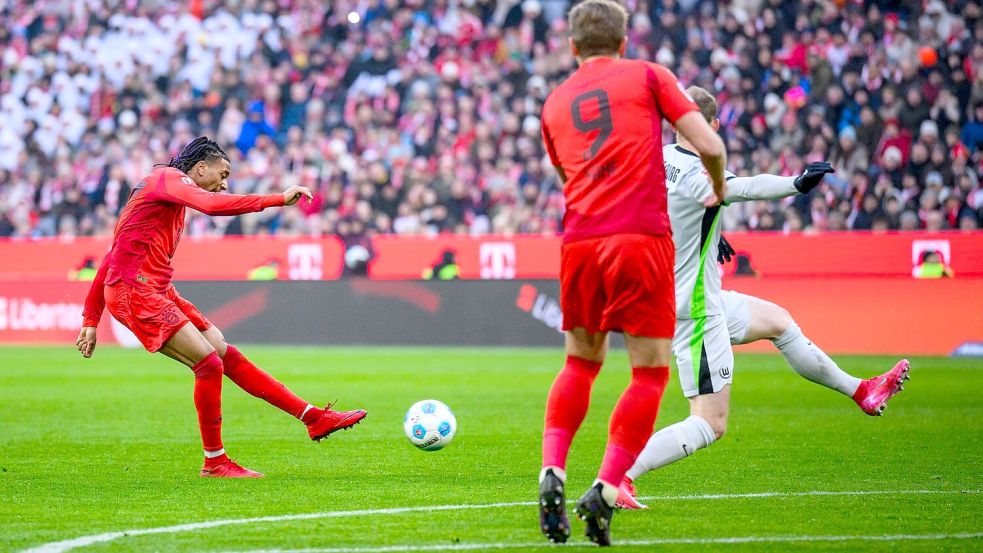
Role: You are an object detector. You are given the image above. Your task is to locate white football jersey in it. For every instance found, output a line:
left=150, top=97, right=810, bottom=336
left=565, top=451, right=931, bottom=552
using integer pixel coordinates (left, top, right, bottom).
left=663, top=144, right=734, bottom=319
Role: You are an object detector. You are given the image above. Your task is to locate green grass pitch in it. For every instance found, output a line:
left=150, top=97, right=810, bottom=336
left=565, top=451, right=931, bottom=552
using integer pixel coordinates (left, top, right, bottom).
left=1, top=346, right=980, bottom=552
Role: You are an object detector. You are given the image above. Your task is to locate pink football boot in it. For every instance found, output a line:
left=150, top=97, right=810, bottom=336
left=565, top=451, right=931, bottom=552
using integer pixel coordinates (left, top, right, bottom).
left=853, top=359, right=910, bottom=416
left=615, top=475, right=648, bottom=510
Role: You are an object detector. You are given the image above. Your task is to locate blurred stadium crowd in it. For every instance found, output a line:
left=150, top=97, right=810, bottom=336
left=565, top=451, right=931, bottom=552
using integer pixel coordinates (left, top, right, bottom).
left=1, top=0, right=982, bottom=239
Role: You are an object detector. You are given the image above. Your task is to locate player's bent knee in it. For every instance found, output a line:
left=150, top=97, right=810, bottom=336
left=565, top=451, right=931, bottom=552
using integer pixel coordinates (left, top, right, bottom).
left=773, top=307, right=795, bottom=335
left=624, top=335, right=672, bottom=368
left=690, top=393, right=729, bottom=440
left=159, top=322, right=219, bottom=368
left=709, top=416, right=727, bottom=440
left=209, top=326, right=226, bottom=343
left=694, top=411, right=727, bottom=440
left=202, top=326, right=229, bottom=358
left=565, top=329, right=607, bottom=363
left=759, top=305, right=794, bottom=340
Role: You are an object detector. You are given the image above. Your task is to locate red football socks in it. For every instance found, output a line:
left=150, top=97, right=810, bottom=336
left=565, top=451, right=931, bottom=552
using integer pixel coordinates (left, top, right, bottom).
left=191, top=351, right=225, bottom=453
left=222, top=345, right=322, bottom=422
left=598, top=366, right=670, bottom=486
left=542, top=356, right=602, bottom=470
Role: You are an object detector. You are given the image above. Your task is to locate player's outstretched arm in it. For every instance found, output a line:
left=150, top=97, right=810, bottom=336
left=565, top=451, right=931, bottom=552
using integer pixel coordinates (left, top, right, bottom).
left=158, top=173, right=310, bottom=216
left=724, top=162, right=834, bottom=204
left=77, top=254, right=110, bottom=358
left=724, top=174, right=798, bottom=203
left=674, top=111, right=727, bottom=204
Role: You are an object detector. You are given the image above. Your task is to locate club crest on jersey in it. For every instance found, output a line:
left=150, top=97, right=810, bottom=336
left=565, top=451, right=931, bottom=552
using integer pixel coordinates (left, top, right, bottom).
left=160, top=309, right=180, bottom=325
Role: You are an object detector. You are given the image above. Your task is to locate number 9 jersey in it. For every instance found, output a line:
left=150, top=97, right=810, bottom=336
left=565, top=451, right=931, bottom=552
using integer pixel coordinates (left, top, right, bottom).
left=541, top=58, right=698, bottom=243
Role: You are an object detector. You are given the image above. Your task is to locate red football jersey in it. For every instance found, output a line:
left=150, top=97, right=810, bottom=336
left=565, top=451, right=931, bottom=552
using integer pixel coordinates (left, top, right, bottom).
left=82, top=166, right=283, bottom=326
left=541, top=58, right=698, bottom=243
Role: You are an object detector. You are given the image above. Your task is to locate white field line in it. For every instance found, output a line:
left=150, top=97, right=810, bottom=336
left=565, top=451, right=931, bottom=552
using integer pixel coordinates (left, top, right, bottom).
left=21, top=489, right=982, bottom=553
left=219, top=533, right=983, bottom=553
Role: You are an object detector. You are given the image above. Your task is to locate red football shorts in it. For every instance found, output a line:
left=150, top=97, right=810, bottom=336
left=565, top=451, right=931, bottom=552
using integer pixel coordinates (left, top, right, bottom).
left=105, top=282, right=212, bottom=352
left=560, top=233, right=675, bottom=338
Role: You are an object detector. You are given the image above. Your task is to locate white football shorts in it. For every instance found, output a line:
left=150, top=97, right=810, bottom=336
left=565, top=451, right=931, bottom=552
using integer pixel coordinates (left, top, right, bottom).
left=721, top=290, right=753, bottom=345
left=673, top=314, right=734, bottom=397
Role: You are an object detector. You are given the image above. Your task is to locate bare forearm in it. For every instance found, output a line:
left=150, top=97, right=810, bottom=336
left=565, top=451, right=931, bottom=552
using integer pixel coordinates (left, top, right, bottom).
left=700, top=151, right=727, bottom=199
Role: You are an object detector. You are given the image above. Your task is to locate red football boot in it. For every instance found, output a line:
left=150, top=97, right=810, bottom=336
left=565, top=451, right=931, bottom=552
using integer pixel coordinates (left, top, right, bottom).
left=200, top=458, right=264, bottom=478
left=615, top=475, right=648, bottom=510
left=307, top=403, right=367, bottom=441
left=853, top=359, right=910, bottom=416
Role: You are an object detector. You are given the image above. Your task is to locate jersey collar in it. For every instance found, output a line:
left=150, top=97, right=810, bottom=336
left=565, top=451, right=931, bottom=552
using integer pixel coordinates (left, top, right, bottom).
left=674, top=144, right=699, bottom=158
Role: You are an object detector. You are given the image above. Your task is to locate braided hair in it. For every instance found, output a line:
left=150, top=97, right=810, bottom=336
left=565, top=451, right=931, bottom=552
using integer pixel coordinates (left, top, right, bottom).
left=161, top=136, right=230, bottom=175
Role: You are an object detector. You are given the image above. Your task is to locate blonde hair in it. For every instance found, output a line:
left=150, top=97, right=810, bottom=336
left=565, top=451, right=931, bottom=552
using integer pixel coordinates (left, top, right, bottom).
left=686, top=86, right=718, bottom=123
left=568, top=0, right=628, bottom=58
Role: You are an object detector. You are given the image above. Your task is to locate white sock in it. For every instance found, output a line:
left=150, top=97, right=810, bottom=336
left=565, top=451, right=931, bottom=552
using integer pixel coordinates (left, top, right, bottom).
left=773, top=324, right=862, bottom=396
left=203, top=448, right=226, bottom=459
left=300, top=404, right=315, bottom=421
left=539, top=466, right=567, bottom=483
left=626, top=415, right=715, bottom=480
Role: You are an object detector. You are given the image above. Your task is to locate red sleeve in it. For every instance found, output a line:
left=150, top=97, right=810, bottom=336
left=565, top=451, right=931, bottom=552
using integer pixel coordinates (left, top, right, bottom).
left=541, top=116, right=559, bottom=168
left=81, top=254, right=110, bottom=327
left=645, top=63, right=699, bottom=124
left=153, top=168, right=285, bottom=216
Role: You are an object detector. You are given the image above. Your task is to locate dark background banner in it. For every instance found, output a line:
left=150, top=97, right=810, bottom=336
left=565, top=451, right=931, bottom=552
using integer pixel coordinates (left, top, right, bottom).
left=178, top=280, right=566, bottom=347
left=1, top=278, right=980, bottom=355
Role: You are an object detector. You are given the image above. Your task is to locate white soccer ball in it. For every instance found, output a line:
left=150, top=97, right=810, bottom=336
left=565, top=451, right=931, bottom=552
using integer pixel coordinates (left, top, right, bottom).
left=403, top=399, right=457, bottom=451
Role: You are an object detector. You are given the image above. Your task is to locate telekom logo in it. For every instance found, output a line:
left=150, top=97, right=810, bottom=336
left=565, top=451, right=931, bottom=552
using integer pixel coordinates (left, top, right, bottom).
left=288, top=244, right=323, bottom=280
left=479, top=242, right=516, bottom=279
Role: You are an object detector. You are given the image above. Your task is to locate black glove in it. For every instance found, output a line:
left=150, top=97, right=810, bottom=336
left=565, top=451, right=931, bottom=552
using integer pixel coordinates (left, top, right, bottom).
left=717, top=234, right=735, bottom=265
left=793, top=162, right=834, bottom=193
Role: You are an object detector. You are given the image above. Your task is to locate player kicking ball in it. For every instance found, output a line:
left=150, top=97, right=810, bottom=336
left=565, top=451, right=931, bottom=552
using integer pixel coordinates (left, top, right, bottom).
left=76, top=137, right=367, bottom=478
left=616, top=87, right=910, bottom=509
left=537, top=1, right=727, bottom=546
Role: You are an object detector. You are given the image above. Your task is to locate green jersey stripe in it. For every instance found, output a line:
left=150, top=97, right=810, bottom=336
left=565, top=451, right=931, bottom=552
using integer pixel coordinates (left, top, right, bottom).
left=689, top=207, right=722, bottom=386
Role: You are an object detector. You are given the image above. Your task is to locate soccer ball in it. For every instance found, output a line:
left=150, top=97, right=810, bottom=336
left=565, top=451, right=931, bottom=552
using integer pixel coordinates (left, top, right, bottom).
left=403, top=399, right=457, bottom=451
